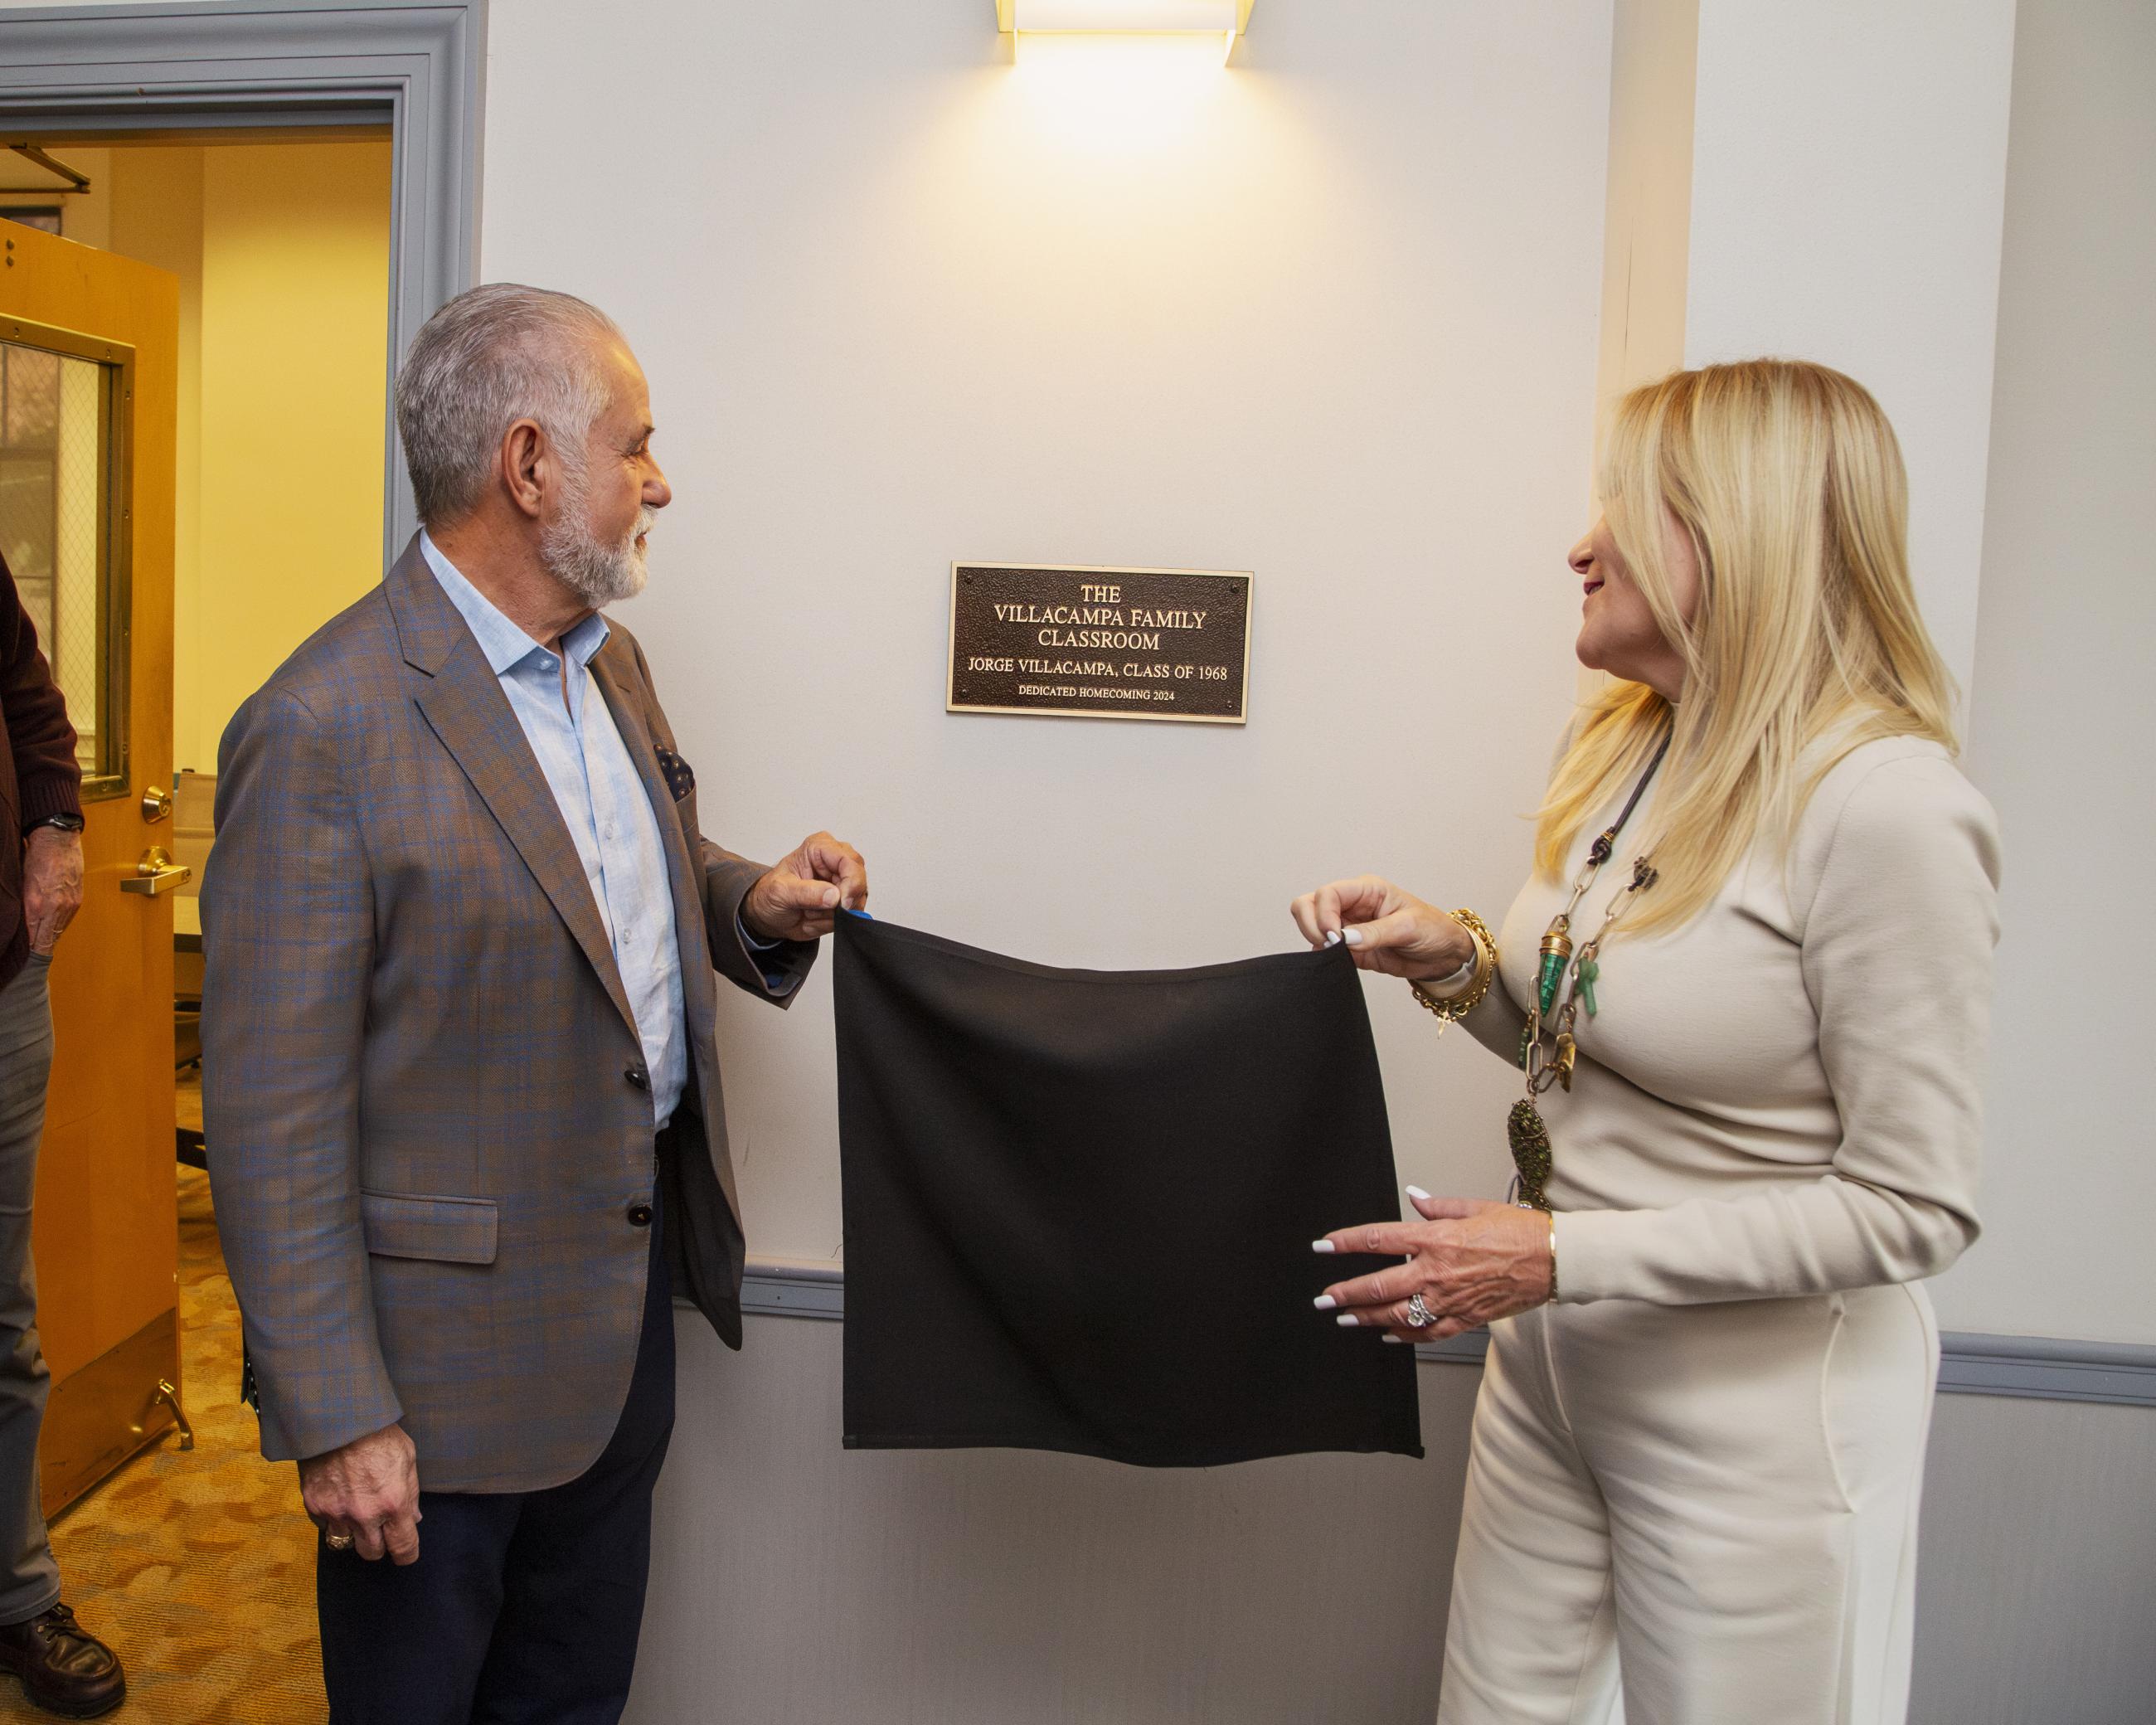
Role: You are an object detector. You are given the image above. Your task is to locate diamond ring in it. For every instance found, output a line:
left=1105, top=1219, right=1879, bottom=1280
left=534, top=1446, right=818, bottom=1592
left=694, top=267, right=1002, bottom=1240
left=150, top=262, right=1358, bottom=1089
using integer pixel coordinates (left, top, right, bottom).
left=1404, top=1293, right=1436, bottom=1329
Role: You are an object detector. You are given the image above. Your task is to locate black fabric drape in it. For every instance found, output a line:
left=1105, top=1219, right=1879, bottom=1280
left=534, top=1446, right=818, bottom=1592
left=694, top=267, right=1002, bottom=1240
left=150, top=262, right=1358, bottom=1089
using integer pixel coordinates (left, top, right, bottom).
left=833, top=913, right=1421, bottom=1468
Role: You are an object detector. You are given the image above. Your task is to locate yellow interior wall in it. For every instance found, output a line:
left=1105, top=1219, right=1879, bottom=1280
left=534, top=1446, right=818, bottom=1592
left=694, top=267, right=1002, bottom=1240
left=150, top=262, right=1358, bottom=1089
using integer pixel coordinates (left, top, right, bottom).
left=195, top=142, right=392, bottom=774
left=103, top=146, right=205, bottom=775
left=104, top=138, right=392, bottom=773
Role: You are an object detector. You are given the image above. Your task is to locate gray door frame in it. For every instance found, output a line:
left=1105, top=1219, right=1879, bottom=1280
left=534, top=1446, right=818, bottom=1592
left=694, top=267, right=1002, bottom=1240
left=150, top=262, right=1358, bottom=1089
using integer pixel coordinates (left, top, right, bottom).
left=0, top=0, right=488, bottom=561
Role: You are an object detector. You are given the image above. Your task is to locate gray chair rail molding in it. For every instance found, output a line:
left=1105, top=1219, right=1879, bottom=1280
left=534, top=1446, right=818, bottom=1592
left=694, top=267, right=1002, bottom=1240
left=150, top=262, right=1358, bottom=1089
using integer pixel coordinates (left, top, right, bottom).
left=738, top=1260, right=2156, bottom=1409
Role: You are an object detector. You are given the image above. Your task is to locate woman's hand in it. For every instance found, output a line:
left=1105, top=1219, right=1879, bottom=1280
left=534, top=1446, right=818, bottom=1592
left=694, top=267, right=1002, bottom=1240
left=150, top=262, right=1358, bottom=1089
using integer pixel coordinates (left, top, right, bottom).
left=1314, top=1192, right=1554, bottom=1341
left=1289, top=876, right=1474, bottom=983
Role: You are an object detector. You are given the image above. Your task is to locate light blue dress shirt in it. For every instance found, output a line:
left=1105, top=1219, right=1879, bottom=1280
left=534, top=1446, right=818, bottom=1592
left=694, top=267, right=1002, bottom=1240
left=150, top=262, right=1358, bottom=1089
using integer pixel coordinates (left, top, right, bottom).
left=420, top=532, right=687, bottom=1129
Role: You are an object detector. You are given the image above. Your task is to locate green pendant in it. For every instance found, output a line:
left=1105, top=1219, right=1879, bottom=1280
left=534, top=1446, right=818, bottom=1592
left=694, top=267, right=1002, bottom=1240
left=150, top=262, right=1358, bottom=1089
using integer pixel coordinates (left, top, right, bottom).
left=1536, top=926, right=1573, bottom=1016
left=1535, top=950, right=1567, bottom=1016
left=1517, top=1024, right=1534, bottom=1071
left=1508, top=1097, right=1553, bottom=1210
left=1576, top=955, right=1600, bottom=1017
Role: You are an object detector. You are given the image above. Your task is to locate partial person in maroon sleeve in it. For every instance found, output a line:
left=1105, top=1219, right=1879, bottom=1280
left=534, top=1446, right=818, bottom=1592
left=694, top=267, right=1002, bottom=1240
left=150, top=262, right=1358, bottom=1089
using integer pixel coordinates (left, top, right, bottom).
left=0, top=551, right=126, bottom=1718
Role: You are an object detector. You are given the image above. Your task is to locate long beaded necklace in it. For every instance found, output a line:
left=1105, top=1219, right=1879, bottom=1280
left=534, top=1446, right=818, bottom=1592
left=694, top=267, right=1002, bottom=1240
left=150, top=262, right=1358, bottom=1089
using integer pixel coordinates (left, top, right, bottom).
left=1508, top=731, right=1670, bottom=1211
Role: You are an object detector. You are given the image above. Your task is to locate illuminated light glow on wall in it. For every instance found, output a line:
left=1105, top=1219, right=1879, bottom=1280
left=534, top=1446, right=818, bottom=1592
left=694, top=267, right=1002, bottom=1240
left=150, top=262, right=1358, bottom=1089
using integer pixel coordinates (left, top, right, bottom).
left=1007, top=30, right=1246, bottom=130
left=996, top=0, right=1255, bottom=66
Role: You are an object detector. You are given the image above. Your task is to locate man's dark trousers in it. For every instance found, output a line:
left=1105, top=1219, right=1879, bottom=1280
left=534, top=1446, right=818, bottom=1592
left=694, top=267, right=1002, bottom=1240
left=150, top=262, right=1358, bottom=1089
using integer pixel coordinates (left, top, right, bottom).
left=316, top=1182, right=677, bottom=1724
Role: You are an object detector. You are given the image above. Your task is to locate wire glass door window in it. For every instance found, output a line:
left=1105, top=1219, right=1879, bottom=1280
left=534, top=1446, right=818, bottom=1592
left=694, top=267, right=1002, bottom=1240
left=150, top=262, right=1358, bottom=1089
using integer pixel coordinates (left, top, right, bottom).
left=0, top=318, right=131, bottom=797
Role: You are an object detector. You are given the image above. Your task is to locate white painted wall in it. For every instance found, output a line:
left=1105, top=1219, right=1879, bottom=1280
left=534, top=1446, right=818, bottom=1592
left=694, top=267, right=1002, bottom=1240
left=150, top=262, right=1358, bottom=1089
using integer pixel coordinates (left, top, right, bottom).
left=12, top=0, right=2138, bottom=1350
left=1682, top=0, right=2019, bottom=692
left=1937, top=0, right=2156, bottom=1345
left=481, top=0, right=1618, bottom=1265
left=624, top=1311, right=2156, bottom=1724
left=632, top=1318, right=1483, bottom=1725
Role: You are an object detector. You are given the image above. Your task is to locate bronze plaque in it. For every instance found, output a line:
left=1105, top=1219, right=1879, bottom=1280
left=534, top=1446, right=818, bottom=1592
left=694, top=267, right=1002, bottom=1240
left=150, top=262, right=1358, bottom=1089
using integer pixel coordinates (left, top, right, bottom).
left=948, top=563, right=1251, bottom=724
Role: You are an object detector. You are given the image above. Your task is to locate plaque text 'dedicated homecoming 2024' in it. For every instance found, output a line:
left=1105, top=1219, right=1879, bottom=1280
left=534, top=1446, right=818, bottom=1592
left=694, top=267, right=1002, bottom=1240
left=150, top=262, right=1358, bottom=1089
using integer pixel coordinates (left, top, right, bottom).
left=948, top=563, right=1251, bottom=724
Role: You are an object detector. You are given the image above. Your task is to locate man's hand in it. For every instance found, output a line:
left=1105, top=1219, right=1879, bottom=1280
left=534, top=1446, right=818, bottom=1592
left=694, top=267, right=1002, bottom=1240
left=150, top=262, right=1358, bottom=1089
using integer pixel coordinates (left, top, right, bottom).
left=299, top=1423, right=421, bottom=1564
left=742, top=831, right=868, bottom=943
left=22, top=828, right=83, bottom=956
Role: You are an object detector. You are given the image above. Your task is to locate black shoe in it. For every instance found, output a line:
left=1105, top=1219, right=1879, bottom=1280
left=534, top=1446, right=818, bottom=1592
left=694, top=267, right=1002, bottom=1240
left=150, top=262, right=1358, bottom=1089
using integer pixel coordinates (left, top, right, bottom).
left=0, top=1602, right=127, bottom=1718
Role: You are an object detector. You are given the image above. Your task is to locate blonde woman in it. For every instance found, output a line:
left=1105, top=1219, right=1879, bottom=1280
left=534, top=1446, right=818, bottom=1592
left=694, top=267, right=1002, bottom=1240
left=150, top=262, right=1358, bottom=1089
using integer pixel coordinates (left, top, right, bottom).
left=1291, top=361, right=1998, bottom=1724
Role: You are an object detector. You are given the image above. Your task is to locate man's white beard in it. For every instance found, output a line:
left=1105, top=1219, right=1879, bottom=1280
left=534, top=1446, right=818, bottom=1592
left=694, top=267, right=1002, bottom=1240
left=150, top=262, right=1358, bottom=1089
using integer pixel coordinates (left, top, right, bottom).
left=541, top=479, right=654, bottom=608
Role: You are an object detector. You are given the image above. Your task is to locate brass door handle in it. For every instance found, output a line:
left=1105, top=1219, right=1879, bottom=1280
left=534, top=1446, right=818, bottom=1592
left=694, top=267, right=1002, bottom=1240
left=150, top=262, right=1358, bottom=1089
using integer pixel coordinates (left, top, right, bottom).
left=141, top=785, right=174, bottom=824
left=119, top=846, right=192, bottom=897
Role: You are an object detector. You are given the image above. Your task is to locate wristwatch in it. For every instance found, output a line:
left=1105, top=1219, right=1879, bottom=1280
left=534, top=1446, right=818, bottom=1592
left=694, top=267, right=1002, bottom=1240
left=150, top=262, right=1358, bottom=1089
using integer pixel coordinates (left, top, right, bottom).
left=24, top=813, right=85, bottom=836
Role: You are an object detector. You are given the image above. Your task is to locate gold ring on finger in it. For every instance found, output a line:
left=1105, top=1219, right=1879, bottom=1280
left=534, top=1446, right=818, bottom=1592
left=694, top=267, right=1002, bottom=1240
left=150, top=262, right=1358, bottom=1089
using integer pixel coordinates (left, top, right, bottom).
left=324, top=1530, right=355, bottom=1552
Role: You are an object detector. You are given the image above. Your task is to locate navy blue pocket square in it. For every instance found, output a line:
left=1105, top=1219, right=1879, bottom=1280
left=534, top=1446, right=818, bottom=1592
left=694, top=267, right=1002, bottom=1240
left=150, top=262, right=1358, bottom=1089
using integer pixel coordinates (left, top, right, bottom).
left=654, top=743, right=696, bottom=803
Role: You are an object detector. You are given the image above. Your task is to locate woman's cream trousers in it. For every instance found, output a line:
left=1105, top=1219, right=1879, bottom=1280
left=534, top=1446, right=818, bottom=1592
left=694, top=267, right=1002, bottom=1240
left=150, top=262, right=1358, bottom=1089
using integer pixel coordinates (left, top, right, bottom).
left=1437, top=1282, right=1938, bottom=1725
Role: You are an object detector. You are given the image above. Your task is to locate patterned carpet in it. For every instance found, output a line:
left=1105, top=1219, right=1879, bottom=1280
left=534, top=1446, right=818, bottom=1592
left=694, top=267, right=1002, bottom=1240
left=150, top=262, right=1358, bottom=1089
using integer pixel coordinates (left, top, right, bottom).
left=7, top=1164, right=327, bottom=1723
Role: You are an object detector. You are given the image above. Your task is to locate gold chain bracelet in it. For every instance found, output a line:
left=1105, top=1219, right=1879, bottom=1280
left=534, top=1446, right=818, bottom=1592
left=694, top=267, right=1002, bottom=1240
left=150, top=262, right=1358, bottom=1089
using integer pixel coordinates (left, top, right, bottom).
left=1407, top=907, right=1497, bottom=1033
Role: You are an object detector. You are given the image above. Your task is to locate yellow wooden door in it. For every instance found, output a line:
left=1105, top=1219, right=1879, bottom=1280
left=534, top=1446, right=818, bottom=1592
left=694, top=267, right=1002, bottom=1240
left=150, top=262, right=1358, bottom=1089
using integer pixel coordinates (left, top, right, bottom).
left=0, top=219, right=182, bottom=1517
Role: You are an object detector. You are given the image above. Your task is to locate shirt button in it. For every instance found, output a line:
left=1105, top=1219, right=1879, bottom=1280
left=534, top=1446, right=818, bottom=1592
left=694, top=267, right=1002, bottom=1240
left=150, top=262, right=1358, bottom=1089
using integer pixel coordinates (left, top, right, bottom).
left=627, top=1202, right=653, bottom=1228
left=626, top=1064, right=650, bottom=1091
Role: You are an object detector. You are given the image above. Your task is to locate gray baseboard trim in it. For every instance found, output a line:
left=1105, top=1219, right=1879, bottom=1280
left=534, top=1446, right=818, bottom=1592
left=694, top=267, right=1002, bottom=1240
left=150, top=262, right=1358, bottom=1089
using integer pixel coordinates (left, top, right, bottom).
left=1410, top=1324, right=2156, bottom=1407
left=741, top=1263, right=2156, bottom=1408
left=743, top=1260, right=844, bottom=1321
left=1930, top=1332, right=2156, bottom=1407
left=1414, top=1331, right=1490, bottom=1368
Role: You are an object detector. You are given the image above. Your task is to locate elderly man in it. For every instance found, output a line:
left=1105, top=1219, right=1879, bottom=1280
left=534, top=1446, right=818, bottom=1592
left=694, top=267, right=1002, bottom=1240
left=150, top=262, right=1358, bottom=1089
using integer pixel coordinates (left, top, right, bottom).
left=202, top=284, right=867, bottom=1723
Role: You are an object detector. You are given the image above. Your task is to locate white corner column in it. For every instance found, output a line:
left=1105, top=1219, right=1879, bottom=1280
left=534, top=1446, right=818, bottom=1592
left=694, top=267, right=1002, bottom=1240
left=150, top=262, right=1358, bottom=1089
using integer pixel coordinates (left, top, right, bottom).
left=1685, top=0, right=2020, bottom=688
left=1598, top=0, right=2020, bottom=691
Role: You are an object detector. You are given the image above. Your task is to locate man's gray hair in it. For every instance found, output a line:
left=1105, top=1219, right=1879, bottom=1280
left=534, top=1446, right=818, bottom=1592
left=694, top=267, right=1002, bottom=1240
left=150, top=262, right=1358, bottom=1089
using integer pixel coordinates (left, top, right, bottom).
left=395, top=283, right=624, bottom=529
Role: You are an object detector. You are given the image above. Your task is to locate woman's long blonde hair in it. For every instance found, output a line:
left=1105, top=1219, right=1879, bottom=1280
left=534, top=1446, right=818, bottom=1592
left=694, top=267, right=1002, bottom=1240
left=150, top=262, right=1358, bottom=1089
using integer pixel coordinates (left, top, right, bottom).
left=1536, top=359, right=1958, bottom=934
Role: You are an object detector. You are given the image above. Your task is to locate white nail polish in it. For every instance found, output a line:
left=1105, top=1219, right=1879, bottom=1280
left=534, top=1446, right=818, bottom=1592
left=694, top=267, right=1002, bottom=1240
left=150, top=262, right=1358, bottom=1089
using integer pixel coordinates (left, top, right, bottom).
left=1381, top=1334, right=1406, bottom=1344
left=1311, top=1239, right=1336, bottom=1255
left=1313, top=1294, right=1336, bottom=1310
left=1337, top=1313, right=1363, bottom=1328
left=1342, top=928, right=1364, bottom=946
left=1323, top=929, right=1342, bottom=946
left=1406, top=1185, right=1431, bottom=1203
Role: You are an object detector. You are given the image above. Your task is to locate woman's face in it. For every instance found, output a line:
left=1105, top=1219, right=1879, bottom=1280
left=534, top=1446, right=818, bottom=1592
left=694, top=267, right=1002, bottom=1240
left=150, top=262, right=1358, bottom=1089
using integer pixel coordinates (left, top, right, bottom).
left=1569, top=508, right=1699, bottom=702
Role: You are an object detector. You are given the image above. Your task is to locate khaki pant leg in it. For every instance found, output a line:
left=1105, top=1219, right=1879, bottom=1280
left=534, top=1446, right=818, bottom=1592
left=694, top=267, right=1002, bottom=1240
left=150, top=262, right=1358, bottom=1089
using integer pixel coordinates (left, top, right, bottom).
left=1438, top=1308, right=1623, bottom=1725
left=1548, top=1290, right=1935, bottom=1725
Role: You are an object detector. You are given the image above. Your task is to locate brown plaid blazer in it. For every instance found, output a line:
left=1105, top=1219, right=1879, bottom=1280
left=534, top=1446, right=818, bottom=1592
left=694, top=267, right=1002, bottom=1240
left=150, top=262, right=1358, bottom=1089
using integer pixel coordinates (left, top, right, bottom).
left=202, top=537, right=813, bottom=1492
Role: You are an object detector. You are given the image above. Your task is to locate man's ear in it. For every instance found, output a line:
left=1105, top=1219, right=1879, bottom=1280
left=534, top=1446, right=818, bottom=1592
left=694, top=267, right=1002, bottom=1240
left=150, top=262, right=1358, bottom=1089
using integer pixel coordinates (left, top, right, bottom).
left=500, top=418, right=546, bottom=521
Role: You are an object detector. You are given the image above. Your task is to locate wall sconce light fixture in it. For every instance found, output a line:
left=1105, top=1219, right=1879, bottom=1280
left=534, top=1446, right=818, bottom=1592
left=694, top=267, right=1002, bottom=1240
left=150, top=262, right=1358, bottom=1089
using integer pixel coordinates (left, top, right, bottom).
left=996, top=2, right=1255, bottom=61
